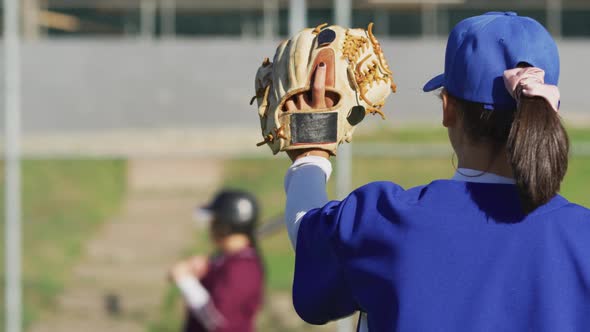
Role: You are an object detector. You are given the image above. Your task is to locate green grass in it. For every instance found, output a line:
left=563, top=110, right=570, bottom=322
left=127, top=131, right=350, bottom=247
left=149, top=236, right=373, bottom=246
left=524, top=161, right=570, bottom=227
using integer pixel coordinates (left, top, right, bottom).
left=147, top=286, right=185, bottom=332
left=0, top=159, right=126, bottom=329
left=561, top=157, right=590, bottom=207
left=566, top=127, right=590, bottom=142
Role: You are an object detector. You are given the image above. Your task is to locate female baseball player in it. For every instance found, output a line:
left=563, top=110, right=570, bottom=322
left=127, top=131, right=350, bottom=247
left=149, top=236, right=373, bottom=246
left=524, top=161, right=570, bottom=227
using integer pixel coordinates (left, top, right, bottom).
left=284, top=12, right=590, bottom=331
left=170, top=189, right=264, bottom=332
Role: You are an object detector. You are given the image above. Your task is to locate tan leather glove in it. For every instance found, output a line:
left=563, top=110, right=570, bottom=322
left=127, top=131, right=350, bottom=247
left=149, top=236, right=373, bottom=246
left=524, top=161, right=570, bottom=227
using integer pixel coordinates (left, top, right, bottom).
left=252, top=23, right=396, bottom=155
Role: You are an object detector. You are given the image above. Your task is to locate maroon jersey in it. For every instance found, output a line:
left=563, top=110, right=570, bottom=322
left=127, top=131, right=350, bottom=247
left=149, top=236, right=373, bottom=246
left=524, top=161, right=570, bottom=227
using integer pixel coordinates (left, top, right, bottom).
left=183, top=247, right=264, bottom=332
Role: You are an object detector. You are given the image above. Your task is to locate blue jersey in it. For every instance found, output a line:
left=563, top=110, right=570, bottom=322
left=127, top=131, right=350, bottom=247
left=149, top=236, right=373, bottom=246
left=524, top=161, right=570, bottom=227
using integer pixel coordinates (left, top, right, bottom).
left=293, top=180, right=590, bottom=331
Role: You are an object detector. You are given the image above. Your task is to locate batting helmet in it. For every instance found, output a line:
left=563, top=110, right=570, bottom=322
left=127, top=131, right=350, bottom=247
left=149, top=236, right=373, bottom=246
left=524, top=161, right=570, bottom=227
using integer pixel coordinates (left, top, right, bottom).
left=200, top=189, right=259, bottom=235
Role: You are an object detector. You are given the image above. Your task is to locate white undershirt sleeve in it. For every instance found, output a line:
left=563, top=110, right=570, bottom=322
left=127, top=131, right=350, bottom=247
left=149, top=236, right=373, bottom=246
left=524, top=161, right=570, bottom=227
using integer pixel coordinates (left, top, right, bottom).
left=175, top=275, right=225, bottom=331
left=284, top=156, right=333, bottom=249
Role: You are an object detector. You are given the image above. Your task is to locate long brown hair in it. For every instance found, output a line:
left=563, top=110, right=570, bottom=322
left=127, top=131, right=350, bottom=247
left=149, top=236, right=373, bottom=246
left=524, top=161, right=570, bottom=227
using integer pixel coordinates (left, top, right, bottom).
left=446, top=89, right=569, bottom=213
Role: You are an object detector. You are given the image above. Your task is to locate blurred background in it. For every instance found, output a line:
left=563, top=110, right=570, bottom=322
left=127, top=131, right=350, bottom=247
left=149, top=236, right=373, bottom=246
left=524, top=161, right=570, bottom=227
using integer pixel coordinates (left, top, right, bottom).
left=1, top=0, right=590, bottom=331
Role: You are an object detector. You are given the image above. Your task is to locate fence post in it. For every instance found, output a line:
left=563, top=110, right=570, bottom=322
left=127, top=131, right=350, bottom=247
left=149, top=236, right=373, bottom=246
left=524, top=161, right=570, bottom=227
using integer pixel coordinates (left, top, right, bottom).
left=289, top=0, right=306, bottom=36
left=4, top=0, right=23, bottom=331
left=140, top=0, right=157, bottom=40
left=335, top=0, right=354, bottom=331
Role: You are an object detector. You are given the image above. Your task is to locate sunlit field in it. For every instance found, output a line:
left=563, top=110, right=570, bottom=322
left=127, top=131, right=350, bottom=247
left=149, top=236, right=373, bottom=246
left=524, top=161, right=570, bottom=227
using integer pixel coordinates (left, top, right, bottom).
left=0, top=159, right=126, bottom=329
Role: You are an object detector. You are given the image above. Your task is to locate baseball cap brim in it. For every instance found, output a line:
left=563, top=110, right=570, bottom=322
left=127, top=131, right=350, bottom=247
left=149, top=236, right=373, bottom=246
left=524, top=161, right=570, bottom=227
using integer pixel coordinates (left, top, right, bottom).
left=423, top=74, right=445, bottom=92
left=197, top=200, right=218, bottom=218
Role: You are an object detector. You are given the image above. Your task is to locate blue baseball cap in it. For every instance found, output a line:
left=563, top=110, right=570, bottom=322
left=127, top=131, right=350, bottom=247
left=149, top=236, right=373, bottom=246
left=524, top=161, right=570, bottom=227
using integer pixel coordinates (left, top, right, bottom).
left=423, top=12, right=560, bottom=110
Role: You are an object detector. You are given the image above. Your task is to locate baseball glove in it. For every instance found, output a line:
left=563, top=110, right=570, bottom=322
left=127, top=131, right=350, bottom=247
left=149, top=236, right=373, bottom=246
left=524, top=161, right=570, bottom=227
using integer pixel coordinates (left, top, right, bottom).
left=251, top=22, right=396, bottom=155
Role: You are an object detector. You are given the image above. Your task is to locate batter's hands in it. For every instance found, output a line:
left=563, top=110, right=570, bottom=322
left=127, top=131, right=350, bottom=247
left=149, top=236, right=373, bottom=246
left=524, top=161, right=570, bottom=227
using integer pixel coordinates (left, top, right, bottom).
left=169, top=255, right=209, bottom=282
left=286, top=63, right=332, bottom=162
left=188, top=256, right=209, bottom=279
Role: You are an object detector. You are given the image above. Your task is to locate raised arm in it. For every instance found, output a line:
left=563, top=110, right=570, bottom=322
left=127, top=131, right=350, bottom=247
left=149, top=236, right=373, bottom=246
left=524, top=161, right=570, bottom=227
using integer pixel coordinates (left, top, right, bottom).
left=284, top=154, right=332, bottom=248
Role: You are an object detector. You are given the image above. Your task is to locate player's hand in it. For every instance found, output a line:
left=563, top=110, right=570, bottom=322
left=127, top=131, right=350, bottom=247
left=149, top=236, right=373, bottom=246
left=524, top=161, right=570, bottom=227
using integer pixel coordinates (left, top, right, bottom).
left=169, top=256, right=209, bottom=282
left=285, top=63, right=332, bottom=162
left=188, top=255, right=209, bottom=279
left=169, top=260, right=192, bottom=282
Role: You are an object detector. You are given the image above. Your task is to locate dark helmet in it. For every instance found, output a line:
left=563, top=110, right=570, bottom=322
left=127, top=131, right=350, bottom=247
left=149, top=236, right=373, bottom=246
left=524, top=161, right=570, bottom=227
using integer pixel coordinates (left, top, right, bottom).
left=201, top=189, right=259, bottom=235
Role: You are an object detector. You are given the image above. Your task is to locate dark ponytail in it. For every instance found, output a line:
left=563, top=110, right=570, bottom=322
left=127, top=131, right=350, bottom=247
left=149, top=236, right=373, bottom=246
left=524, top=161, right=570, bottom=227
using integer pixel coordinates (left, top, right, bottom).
left=445, top=89, right=570, bottom=214
left=507, top=96, right=569, bottom=212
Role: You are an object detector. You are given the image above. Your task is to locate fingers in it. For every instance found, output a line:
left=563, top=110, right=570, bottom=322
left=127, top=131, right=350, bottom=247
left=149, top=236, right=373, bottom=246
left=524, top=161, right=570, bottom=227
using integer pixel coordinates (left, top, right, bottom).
left=170, top=261, right=192, bottom=282
left=297, top=94, right=307, bottom=109
left=325, top=92, right=334, bottom=107
left=285, top=99, right=297, bottom=112
left=188, top=256, right=209, bottom=279
left=312, top=62, right=327, bottom=108
left=284, top=62, right=328, bottom=112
